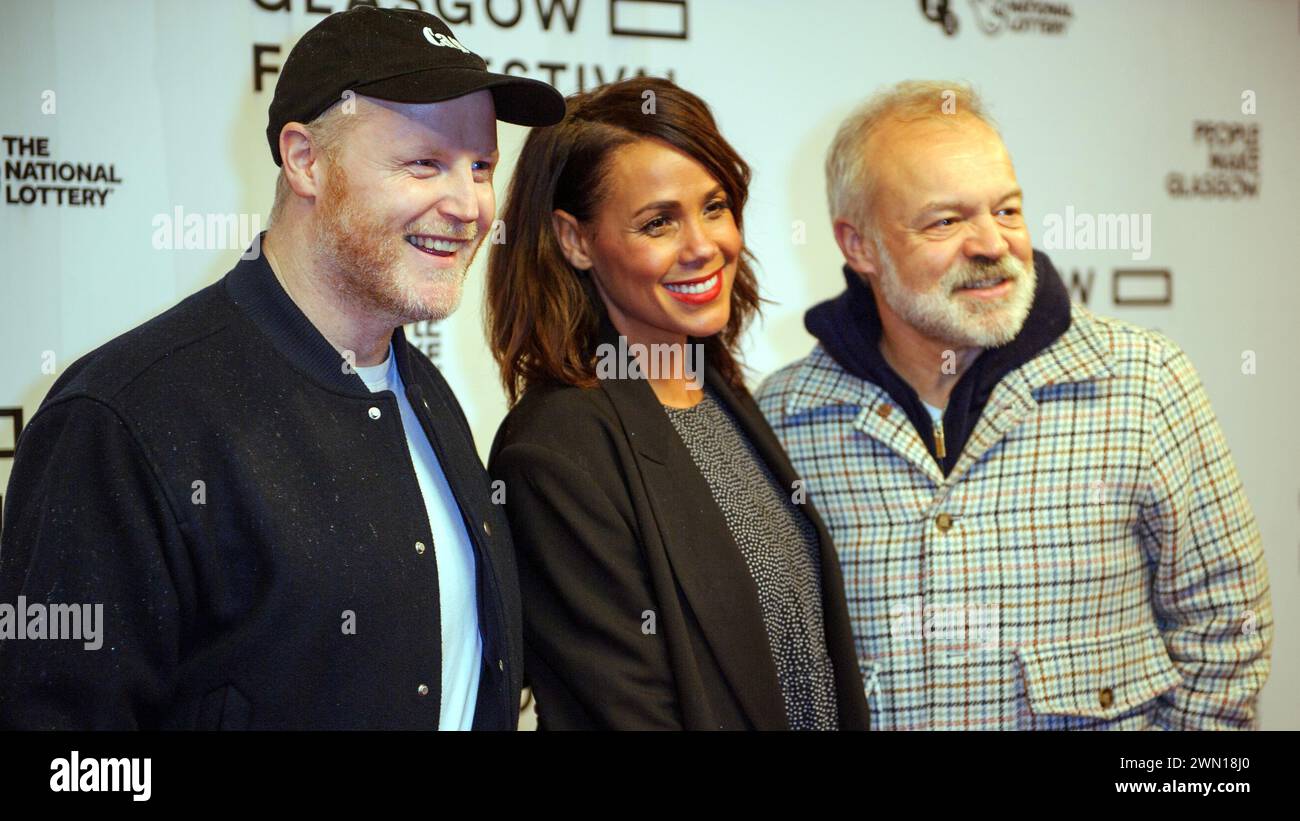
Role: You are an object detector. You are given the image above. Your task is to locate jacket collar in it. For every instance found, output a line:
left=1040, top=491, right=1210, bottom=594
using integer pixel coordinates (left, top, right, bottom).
left=785, top=254, right=1114, bottom=420
left=781, top=302, right=1115, bottom=486
left=224, top=233, right=415, bottom=397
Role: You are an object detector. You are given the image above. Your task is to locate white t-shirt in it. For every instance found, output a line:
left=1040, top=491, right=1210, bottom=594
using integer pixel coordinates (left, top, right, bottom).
left=355, top=344, right=482, bottom=730
left=922, top=400, right=945, bottom=425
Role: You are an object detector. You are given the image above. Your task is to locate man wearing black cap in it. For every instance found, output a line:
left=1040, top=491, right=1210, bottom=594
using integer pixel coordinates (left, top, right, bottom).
left=0, top=7, right=564, bottom=730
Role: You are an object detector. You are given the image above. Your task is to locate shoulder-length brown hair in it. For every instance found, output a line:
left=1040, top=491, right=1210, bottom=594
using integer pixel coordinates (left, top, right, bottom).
left=486, top=76, right=761, bottom=405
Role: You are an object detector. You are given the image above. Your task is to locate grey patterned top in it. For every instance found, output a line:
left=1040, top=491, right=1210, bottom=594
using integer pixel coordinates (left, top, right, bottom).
left=663, top=387, right=839, bottom=730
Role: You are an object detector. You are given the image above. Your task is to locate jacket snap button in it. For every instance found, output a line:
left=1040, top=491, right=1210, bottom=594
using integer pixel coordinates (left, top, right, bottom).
left=482, top=521, right=492, bottom=537
left=935, top=512, right=953, bottom=532
left=497, top=658, right=504, bottom=672
left=1099, top=687, right=1114, bottom=708
left=417, top=683, right=429, bottom=696
left=415, top=541, right=426, bottom=555
left=367, top=406, right=381, bottom=420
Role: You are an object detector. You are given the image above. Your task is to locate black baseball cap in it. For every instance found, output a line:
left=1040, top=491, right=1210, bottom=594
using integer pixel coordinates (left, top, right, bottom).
left=266, top=6, right=565, bottom=165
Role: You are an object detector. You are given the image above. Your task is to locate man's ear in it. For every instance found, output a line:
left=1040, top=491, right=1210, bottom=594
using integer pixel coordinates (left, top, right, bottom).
left=832, top=216, right=880, bottom=282
left=279, top=122, right=327, bottom=201
left=552, top=209, right=594, bottom=271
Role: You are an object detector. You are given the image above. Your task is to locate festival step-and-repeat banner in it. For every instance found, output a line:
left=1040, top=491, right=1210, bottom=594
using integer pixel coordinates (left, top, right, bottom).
left=2, top=0, right=1297, bottom=728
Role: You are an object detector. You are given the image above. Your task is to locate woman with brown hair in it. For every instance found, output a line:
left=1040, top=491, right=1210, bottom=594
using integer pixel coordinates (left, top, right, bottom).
left=486, top=77, right=868, bottom=730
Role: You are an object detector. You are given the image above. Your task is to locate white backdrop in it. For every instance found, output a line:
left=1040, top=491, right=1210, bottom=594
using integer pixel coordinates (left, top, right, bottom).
left=2, top=0, right=1297, bottom=729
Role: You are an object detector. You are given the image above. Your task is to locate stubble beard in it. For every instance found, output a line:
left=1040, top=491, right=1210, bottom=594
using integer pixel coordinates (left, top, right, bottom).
left=314, top=160, right=480, bottom=325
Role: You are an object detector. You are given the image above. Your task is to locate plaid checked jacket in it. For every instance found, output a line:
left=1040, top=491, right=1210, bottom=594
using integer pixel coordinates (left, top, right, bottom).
left=756, top=304, right=1272, bottom=730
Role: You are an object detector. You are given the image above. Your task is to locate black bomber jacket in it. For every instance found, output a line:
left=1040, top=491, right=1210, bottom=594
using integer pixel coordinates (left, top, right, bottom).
left=0, top=236, right=521, bottom=730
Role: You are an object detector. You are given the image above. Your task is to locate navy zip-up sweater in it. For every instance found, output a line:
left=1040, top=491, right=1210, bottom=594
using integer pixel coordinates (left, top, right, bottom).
left=0, top=239, right=521, bottom=730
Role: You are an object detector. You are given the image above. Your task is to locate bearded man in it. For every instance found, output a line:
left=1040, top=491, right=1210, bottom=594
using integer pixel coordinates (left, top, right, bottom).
left=757, top=81, right=1272, bottom=730
left=0, top=7, right=563, bottom=729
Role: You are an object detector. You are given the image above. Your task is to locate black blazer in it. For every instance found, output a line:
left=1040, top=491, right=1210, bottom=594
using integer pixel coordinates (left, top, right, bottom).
left=489, top=324, right=869, bottom=730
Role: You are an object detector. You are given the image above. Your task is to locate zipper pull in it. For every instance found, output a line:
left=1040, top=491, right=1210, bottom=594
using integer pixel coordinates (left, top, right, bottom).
left=933, top=421, right=947, bottom=459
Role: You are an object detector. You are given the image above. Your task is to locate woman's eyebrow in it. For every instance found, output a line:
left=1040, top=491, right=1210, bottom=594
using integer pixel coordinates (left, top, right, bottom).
left=632, top=186, right=726, bottom=218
